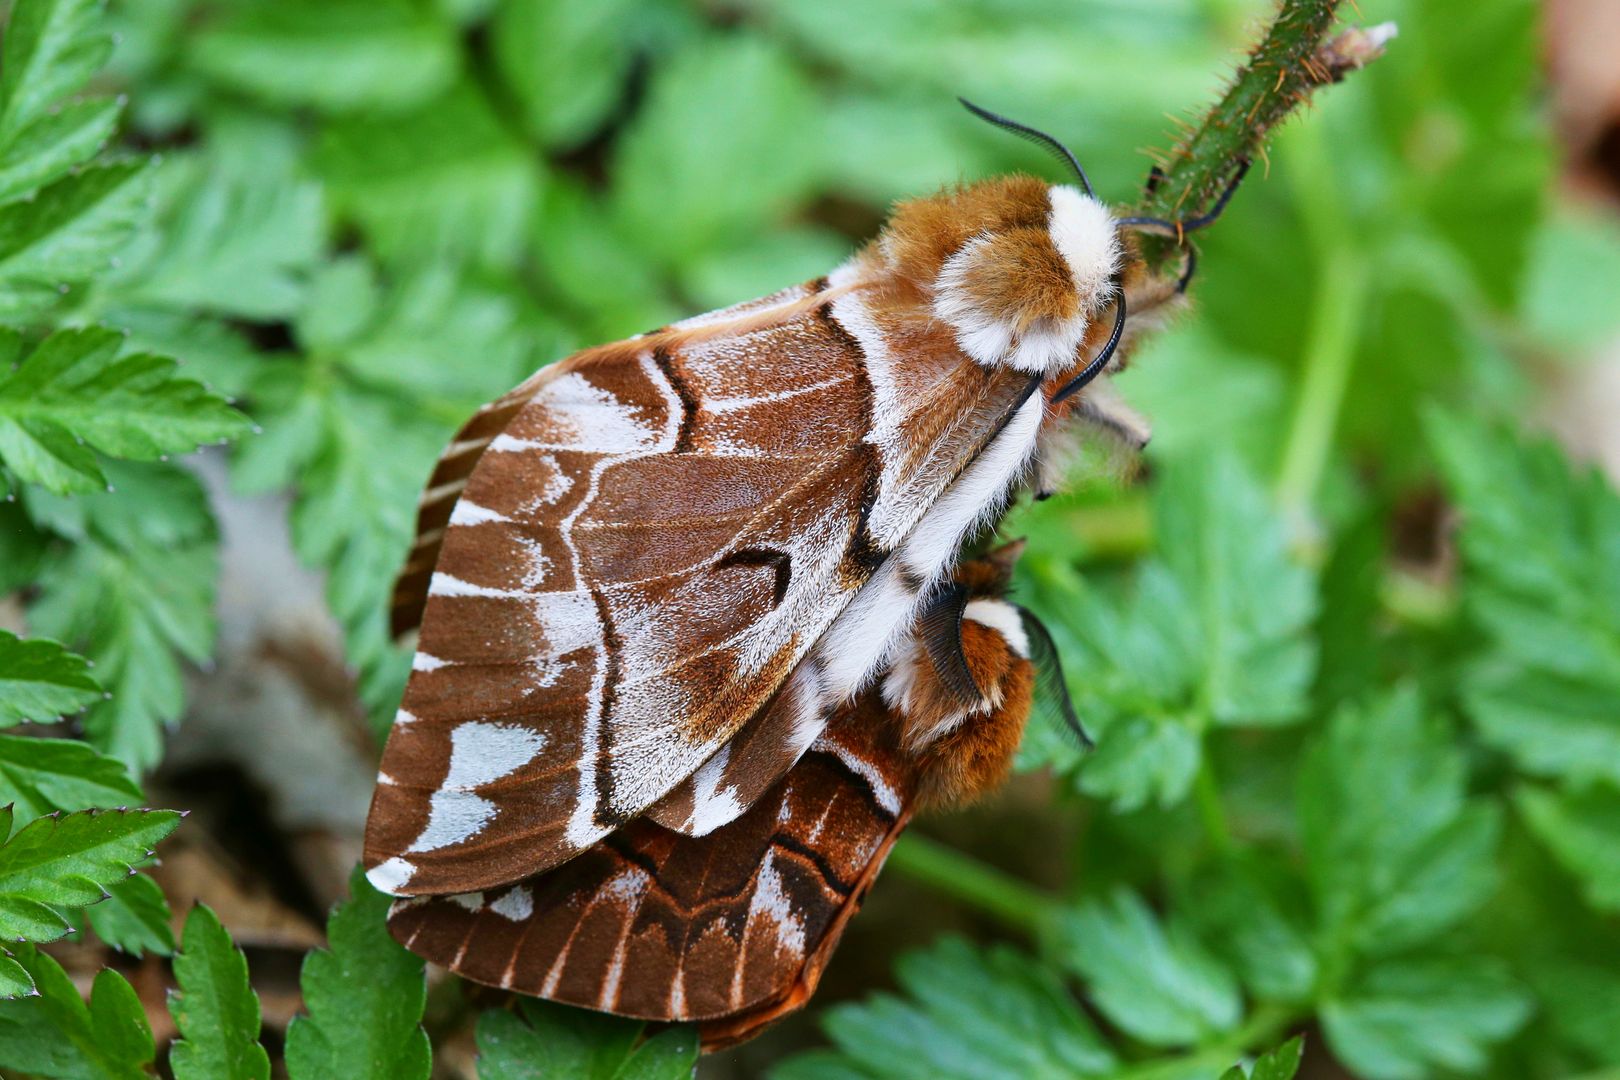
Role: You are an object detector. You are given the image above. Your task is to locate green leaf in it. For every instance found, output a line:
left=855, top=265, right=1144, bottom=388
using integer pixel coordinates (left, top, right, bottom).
left=779, top=937, right=1114, bottom=1079
left=0, top=806, right=180, bottom=944
left=1050, top=889, right=1240, bottom=1047
left=0, top=630, right=100, bottom=726
left=31, top=526, right=219, bottom=772
left=491, top=0, right=649, bottom=149
left=1179, top=855, right=1318, bottom=1004
left=1520, top=205, right=1620, bottom=351
left=0, top=96, right=122, bottom=204
left=0, top=944, right=155, bottom=1075
left=285, top=866, right=430, bottom=1080
left=1020, top=451, right=1316, bottom=810
left=188, top=0, right=459, bottom=113
left=0, top=951, right=31, bottom=998
left=314, top=82, right=539, bottom=269
left=169, top=903, right=270, bottom=1080
left=0, top=733, right=144, bottom=824
left=1430, top=412, right=1620, bottom=785
left=1299, top=687, right=1500, bottom=957
left=0, top=162, right=152, bottom=321
left=1516, top=783, right=1620, bottom=912
left=1527, top=958, right=1620, bottom=1067
left=106, top=149, right=325, bottom=320
left=611, top=35, right=820, bottom=265
left=0, top=327, right=249, bottom=493
left=1219, top=1035, right=1304, bottom=1080
left=476, top=999, right=698, bottom=1080
left=1321, top=955, right=1530, bottom=1080
left=0, top=0, right=113, bottom=143
left=80, top=870, right=172, bottom=956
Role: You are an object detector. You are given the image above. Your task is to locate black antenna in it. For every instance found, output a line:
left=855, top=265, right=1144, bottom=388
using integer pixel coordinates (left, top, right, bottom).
left=959, top=98, right=1094, bottom=197
left=1051, top=287, right=1126, bottom=404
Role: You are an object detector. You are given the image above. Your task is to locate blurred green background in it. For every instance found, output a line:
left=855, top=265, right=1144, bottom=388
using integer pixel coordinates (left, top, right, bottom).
left=4, top=0, right=1620, bottom=1076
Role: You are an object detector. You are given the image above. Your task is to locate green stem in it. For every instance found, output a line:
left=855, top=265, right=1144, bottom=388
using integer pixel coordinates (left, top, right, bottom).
left=1133, top=0, right=1392, bottom=275
left=1274, top=247, right=1369, bottom=513
left=884, top=833, right=1062, bottom=935
left=1114, top=1003, right=1303, bottom=1080
left=1193, top=757, right=1235, bottom=855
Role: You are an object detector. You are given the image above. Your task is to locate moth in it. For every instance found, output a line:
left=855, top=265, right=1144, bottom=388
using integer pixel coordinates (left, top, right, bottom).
left=364, top=102, right=1244, bottom=1045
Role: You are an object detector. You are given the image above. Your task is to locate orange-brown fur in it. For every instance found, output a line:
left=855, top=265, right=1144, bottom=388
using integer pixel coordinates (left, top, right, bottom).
left=959, top=226, right=1082, bottom=330
left=881, top=175, right=1053, bottom=292
left=914, top=660, right=1034, bottom=810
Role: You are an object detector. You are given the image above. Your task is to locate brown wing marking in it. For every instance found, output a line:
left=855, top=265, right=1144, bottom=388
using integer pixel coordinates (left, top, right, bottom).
left=367, top=272, right=1037, bottom=897
left=367, top=294, right=883, bottom=895
left=383, top=692, right=914, bottom=1045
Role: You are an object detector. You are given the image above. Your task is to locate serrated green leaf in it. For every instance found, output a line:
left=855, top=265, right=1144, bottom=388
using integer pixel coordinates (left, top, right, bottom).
left=1321, top=955, right=1530, bottom=1080
left=0, top=0, right=112, bottom=143
left=0, top=944, right=155, bottom=1077
left=0, top=162, right=152, bottom=321
left=285, top=866, right=430, bottom=1080
left=1020, top=451, right=1316, bottom=811
left=1073, top=713, right=1201, bottom=811
left=106, top=150, right=324, bottom=320
left=0, top=96, right=121, bottom=203
left=0, top=951, right=31, bottom=997
left=780, top=937, right=1115, bottom=1079
left=80, top=870, right=171, bottom=956
left=1516, top=783, right=1620, bottom=912
left=1051, top=889, right=1240, bottom=1047
left=612, top=35, right=820, bottom=265
left=169, top=903, right=270, bottom=1080
left=314, top=81, right=538, bottom=269
left=1300, top=687, right=1500, bottom=957
left=30, top=528, right=218, bottom=771
left=1429, top=413, right=1620, bottom=785
left=491, top=0, right=648, bottom=150
left=1219, top=1035, right=1304, bottom=1080
left=1179, top=855, right=1317, bottom=1004
left=0, top=733, right=143, bottom=825
left=0, top=630, right=100, bottom=726
left=0, top=327, right=249, bottom=493
left=476, top=998, right=697, bottom=1080
left=188, top=0, right=459, bottom=113
left=0, top=806, right=179, bottom=943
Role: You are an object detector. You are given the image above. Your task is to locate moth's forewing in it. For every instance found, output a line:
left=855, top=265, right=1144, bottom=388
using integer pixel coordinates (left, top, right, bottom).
left=365, top=272, right=1038, bottom=896
left=384, top=691, right=917, bottom=1048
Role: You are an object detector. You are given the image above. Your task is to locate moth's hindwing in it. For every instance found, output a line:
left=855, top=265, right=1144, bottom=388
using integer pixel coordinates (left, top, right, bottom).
left=384, top=689, right=916, bottom=1049
left=364, top=272, right=1040, bottom=896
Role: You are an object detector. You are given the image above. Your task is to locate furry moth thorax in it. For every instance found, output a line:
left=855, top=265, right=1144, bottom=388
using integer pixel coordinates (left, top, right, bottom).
left=882, top=175, right=1122, bottom=374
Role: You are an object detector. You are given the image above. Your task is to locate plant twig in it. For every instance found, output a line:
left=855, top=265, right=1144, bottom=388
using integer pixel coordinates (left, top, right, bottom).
left=884, top=833, right=1063, bottom=934
left=1133, top=0, right=1395, bottom=274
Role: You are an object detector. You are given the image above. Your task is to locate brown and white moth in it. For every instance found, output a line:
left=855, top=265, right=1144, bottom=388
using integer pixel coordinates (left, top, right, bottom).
left=364, top=102, right=1238, bottom=1046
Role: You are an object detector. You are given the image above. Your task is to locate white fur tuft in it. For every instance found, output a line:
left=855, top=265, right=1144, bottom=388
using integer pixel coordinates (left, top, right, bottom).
left=963, top=598, right=1030, bottom=658
left=1047, top=184, right=1121, bottom=310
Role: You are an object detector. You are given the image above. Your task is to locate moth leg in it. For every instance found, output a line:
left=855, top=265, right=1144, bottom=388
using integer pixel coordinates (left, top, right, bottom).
left=1033, top=379, right=1150, bottom=500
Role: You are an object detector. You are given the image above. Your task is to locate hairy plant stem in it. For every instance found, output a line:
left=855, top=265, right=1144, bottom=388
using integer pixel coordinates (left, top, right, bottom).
left=884, top=833, right=1062, bottom=934
left=1132, top=0, right=1392, bottom=275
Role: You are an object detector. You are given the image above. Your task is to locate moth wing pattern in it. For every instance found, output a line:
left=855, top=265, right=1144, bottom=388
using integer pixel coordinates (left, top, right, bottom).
left=384, top=690, right=916, bottom=1050
left=365, top=271, right=1042, bottom=897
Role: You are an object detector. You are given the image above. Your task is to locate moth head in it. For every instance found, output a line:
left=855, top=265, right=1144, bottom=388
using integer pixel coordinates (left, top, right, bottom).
left=930, top=184, right=1121, bottom=376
